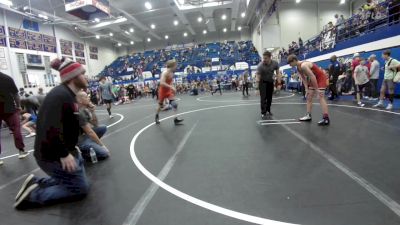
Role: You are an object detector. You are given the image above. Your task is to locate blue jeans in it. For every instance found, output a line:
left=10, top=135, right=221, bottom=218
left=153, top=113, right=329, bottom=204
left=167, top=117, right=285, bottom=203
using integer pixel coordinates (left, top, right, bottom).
left=78, top=125, right=109, bottom=161
left=28, top=153, right=89, bottom=205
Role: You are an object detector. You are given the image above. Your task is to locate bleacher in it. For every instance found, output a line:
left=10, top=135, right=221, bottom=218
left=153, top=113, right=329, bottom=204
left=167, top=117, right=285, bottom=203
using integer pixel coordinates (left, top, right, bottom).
left=98, top=40, right=261, bottom=79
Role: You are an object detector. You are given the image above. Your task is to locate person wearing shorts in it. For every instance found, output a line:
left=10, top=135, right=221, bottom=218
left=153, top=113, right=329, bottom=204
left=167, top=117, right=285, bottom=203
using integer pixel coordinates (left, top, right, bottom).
left=155, top=60, right=184, bottom=125
left=287, top=55, right=330, bottom=126
left=21, top=113, right=37, bottom=138
left=354, top=58, right=370, bottom=107
left=98, top=76, right=115, bottom=118
left=374, top=50, right=399, bottom=110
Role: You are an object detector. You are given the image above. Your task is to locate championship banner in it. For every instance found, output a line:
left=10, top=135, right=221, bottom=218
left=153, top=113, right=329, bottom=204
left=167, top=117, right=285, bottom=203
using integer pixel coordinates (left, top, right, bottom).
left=75, top=50, right=85, bottom=58
left=27, top=41, right=43, bottom=51
left=43, top=44, right=57, bottom=53
left=0, top=26, right=5, bottom=36
left=27, top=31, right=43, bottom=42
left=60, top=39, right=73, bottom=55
left=74, top=42, right=84, bottom=50
left=0, top=38, right=6, bottom=47
left=8, top=27, right=26, bottom=39
left=90, top=53, right=98, bottom=60
left=42, top=34, right=56, bottom=45
left=9, top=38, right=27, bottom=49
left=89, top=46, right=98, bottom=53
left=76, top=57, right=86, bottom=65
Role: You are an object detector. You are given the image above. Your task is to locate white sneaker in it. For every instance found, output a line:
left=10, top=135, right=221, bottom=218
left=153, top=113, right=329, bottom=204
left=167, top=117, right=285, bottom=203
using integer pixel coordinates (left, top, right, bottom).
left=25, top=133, right=36, bottom=138
left=358, top=102, right=365, bottom=107
left=299, top=114, right=312, bottom=122
left=109, top=115, right=114, bottom=119
left=373, top=101, right=384, bottom=108
left=0, top=160, right=3, bottom=166
left=18, top=151, right=30, bottom=159
left=386, top=104, right=393, bottom=110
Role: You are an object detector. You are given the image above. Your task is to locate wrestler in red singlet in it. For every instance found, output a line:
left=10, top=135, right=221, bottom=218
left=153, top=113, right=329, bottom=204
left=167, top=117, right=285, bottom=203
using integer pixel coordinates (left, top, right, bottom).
left=158, top=75, right=174, bottom=104
left=287, top=54, right=330, bottom=126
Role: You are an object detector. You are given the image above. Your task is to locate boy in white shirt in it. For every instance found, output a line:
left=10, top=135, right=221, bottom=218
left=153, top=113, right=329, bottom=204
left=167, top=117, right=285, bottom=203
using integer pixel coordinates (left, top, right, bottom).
left=354, top=58, right=370, bottom=107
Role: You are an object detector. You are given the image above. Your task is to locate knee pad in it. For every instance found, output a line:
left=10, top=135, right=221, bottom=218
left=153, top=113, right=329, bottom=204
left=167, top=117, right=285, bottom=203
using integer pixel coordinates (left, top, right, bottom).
left=170, top=100, right=178, bottom=109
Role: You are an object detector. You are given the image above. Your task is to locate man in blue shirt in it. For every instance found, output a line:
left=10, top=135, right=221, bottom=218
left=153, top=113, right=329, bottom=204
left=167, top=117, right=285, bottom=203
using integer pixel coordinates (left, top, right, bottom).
left=328, top=55, right=342, bottom=100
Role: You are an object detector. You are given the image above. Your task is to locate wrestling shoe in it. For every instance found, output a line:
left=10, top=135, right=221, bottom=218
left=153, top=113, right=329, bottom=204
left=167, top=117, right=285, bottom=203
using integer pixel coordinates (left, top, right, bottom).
left=318, top=117, right=330, bottom=126
left=386, top=104, right=393, bottom=110
left=373, top=101, right=384, bottom=108
left=299, top=114, right=312, bottom=122
left=155, top=114, right=160, bottom=124
left=357, top=102, right=365, bottom=107
left=174, top=117, right=184, bottom=125
left=18, top=150, right=30, bottom=159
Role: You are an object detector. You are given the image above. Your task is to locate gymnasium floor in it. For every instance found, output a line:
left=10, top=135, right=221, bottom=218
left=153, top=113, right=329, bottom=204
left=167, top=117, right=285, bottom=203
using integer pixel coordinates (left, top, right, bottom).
left=1, top=91, right=400, bottom=225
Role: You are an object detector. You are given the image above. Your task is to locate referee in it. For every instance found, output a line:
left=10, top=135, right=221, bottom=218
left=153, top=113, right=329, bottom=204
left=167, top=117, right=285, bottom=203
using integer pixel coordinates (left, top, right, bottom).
left=257, top=51, right=281, bottom=118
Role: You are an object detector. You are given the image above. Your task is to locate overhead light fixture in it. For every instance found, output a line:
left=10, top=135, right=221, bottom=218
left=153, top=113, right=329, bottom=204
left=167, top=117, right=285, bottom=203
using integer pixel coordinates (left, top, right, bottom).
left=222, top=14, right=227, bottom=20
left=150, top=24, right=156, bottom=29
left=130, top=41, right=134, bottom=45
left=165, top=35, right=169, bottom=39
left=183, top=32, right=188, bottom=37
left=223, top=28, right=227, bottom=32
left=145, top=1, right=152, bottom=10
left=74, top=26, right=78, bottom=30
left=124, top=30, right=131, bottom=35
left=38, top=14, right=48, bottom=20
left=129, top=28, right=134, bottom=33
left=340, top=0, right=345, bottom=4
left=114, top=17, right=127, bottom=23
left=238, top=26, right=242, bottom=31
left=95, top=35, right=100, bottom=39
left=241, top=12, right=246, bottom=18
left=94, top=18, right=100, bottom=23
left=296, top=0, right=301, bottom=3
left=147, top=38, right=151, bottom=42
left=117, top=43, right=122, bottom=47
left=173, top=20, right=179, bottom=26
left=0, top=0, right=13, bottom=6
left=197, top=17, right=203, bottom=22
left=203, top=30, right=207, bottom=34
left=109, top=32, right=113, bottom=36
left=178, top=0, right=185, bottom=4
left=266, top=47, right=275, bottom=51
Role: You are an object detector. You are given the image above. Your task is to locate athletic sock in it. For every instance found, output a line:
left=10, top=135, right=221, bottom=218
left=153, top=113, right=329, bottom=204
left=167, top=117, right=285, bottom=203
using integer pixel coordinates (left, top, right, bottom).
left=389, top=94, right=394, bottom=103
left=323, top=113, right=329, bottom=119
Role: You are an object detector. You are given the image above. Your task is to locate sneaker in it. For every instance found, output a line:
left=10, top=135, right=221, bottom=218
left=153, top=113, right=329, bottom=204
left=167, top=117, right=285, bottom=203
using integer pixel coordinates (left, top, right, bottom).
left=174, top=118, right=184, bottom=125
left=18, top=150, right=30, bottom=159
left=267, top=111, right=273, bottom=116
left=15, top=174, right=35, bottom=201
left=109, top=115, right=114, bottom=119
left=386, top=104, right=393, bottom=110
left=14, top=182, right=39, bottom=210
left=363, top=96, right=370, bottom=100
left=25, top=133, right=36, bottom=138
left=373, top=101, right=384, bottom=108
left=299, top=114, right=312, bottom=122
left=155, top=114, right=160, bottom=124
left=357, top=102, right=365, bottom=107
left=0, top=160, right=3, bottom=166
left=318, top=118, right=330, bottom=126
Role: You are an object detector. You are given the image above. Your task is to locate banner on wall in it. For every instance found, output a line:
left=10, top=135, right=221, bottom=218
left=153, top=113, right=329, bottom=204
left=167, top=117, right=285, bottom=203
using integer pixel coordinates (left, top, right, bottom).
left=0, top=38, right=6, bottom=47
left=76, top=57, right=86, bottom=65
left=75, top=50, right=85, bottom=58
left=27, top=41, right=43, bottom=51
left=74, top=42, right=84, bottom=50
left=9, top=38, right=27, bottom=49
left=27, top=31, right=43, bottom=42
left=89, top=46, right=98, bottom=53
left=43, top=44, right=57, bottom=53
left=0, top=26, right=5, bottom=36
left=8, top=27, right=26, bottom=39
left=23, top=19, right=39, bottom=32
left=42, top=34, right=56, bottom=45
left=90, top=53, right=98, bottom=60
left=60, top=39, right=73, bottom=55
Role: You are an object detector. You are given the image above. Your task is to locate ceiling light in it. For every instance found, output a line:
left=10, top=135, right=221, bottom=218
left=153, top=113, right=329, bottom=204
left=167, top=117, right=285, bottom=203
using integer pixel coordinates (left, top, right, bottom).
left=147, top=38, right=151, bottom=42
left=173, top=20, right=179, bottom=26
left=114, top=17, right=127, bottom=23
left=165, top=35, right=169, bottom=39
left=38, top=14, right=48, bottom=20
left=340, top=0, right=345, bottom=4
left=178, top=0, right=185, bottom=4
left=241, top=12, right=246, bottom=18
left=94, top=18, right=100, bottom=22
left=183, top=32, right=188, bottom=37
left=145, top=1, right=152, bottom=10
left=238, top=26, right=242, bottom=31
left=150, top=24, right=156, bottom=29
left=0, top=0, right=13, bottom=6
left=222, top=14, right=227, bottom=20
left=124, top=31, right=130, bottom=35
left=197, top=17, right=203, bottom=22
left=74, top=26, right=78, bottom=30
left=203, top=30, right=207, bottom=34
left=95, top=35, right=100, bottom=39
left=223, top=28, right=227, bottom=32
left=129, top=28, right=134, bottom=33
left=130, top=41, right=134, bottom=45
left=117, top=43, right=122, bottom=47
left=296, top=0, right=301, bottom=3
left=109, top=32, right=113, bottom=36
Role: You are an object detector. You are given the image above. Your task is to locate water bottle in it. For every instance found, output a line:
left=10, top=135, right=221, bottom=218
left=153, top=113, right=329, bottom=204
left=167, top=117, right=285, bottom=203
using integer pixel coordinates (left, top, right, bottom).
left=90, top=148, right=98, bottom=163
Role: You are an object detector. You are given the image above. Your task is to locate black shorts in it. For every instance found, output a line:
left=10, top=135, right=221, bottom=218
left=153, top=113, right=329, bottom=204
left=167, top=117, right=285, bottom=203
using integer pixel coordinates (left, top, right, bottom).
left=103, top=99, right=112, bottom=104
left=356, top=82, right=369, bottom=93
